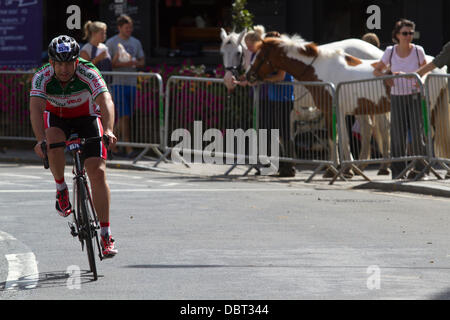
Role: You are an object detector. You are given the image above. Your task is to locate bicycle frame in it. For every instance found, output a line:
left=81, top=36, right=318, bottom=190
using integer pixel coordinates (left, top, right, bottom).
left=67, top=136, right=103, bottom=259
left=45, top=133, right=108, bottom=280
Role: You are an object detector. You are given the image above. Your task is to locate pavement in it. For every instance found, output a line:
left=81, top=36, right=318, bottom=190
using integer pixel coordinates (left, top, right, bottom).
left=2, top=146, right=450, bottom=198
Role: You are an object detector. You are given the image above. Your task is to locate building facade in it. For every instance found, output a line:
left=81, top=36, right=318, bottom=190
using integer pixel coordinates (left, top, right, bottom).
left=35, top=0, right=450, bottom=67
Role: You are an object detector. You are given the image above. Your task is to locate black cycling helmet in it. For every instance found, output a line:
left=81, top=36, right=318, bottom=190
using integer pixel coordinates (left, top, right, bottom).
left=48, top=35, right=80, bottom=62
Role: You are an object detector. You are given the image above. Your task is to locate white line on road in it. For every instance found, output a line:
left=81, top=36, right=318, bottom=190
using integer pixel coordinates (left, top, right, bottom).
left=4, top=253, right=39, bottom=290
left=0, top=173, right=44, bottom=180
left=162, top=183, right=179, bottom=187
left=0, top=188, right=308, bottom=193
left=0, top=231, right=17, bottom=241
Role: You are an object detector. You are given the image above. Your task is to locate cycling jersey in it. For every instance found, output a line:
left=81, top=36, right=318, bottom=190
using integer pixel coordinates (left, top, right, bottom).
left=30, top=58, right=108, bottom=119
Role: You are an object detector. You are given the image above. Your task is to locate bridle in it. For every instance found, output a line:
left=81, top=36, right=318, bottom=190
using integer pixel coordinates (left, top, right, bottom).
left=224, top=43, right=244, bottom=78
left=248, top=46, right=273, bottom=81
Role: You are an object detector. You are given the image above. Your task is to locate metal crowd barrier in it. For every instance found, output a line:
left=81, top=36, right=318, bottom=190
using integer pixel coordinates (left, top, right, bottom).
left=424, top=74, right=450, bottom=178
left=158, top=76, right=338, bottom=181
left=157, top=76, right=263, bottom=175
left=0, top=70, right=165, bottom=165
left=103, top=71, right=165, bottom=164
left=333, top=73, right=440, bottom=184
left=4, top=68, right=450, bottom=183
left=257, top=81, right=338, bottom=182
left=0, top=70, right=35, bottom=141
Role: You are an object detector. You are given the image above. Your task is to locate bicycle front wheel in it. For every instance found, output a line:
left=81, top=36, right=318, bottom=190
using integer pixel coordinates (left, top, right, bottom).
left=77, top=180, right=98, bottom=281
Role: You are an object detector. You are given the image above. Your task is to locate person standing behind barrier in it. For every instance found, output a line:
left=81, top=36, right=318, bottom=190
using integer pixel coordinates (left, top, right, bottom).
left=264, top=71, right=296, bottom=177
left=235, top=27, right=296, bottom=177
left=362, top=33, right=381, bottom=48
left=106, top=14, right=145, bottom=157
left=373, top=19, right=428, bottom=180
left=80, top=21, right=112, bottom=84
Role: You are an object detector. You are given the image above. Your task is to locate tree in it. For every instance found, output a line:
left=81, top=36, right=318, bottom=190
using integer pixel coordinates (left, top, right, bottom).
left=231, top=0, right=254, bottom=32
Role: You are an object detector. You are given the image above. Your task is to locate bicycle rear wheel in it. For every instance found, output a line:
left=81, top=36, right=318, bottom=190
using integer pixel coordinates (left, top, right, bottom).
left=77, top=180, right=98, bottom=281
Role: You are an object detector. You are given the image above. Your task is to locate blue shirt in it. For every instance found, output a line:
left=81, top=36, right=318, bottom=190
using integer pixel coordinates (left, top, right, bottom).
left=267, top=73, right=295, bottom=102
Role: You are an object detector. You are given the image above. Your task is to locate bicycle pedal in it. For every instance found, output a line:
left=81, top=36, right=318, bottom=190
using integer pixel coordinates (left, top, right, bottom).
left=68, top=222, right=78, bottom=237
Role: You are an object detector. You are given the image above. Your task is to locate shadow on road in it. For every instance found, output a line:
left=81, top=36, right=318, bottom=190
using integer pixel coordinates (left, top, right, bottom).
left=0, top=270, right=101, bottom=291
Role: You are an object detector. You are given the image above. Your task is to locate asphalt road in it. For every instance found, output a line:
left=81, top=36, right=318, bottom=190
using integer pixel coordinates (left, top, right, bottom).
left=1, top=163, right=450, bottom=300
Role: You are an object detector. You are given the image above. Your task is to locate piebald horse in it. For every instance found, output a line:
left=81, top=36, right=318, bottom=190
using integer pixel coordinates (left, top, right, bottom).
left=246, top=35, right=392, bottom=176
left=220, top=30, right=392, bottom=176
left=246, top=34, right=450, bottom=178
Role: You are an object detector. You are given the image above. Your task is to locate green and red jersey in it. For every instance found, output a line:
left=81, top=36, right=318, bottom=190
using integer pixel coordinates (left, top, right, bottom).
left=30, top=58, right=109, bottom=118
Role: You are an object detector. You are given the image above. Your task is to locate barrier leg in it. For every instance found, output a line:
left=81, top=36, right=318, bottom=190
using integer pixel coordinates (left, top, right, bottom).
left=329, top=165, right=348, bottom=185
left=350, top=164, right=371, bottom=182
left=132, top=147, right=151, bottom=164
left=305, top=163, right=326, bottom=183
left=224, top=164, right=238, bottom=176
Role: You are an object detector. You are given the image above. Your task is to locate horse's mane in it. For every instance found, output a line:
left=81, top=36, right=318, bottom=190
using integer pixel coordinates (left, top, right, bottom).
left=276, top=34, right=343, bottom=61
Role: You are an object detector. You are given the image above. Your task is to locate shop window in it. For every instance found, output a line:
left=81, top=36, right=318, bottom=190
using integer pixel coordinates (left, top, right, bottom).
left=156, top=0, right=232, bottom=56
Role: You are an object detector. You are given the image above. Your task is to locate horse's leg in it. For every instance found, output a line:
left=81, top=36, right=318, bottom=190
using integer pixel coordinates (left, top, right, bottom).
left=290, top=107, right=297, bottom=159
left=374, top=113, right=391, bottom=175
left=337, top=112, right=354, bottom=178
left=433, top=87, right=450, bottom=178
left=356, top=114, right=372, bottom=173
left=322, top=110, right=340, bottom=178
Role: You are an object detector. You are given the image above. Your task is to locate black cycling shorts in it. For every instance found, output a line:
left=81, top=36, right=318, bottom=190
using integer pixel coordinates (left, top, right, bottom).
left=44, top=111, right=107, bottom=161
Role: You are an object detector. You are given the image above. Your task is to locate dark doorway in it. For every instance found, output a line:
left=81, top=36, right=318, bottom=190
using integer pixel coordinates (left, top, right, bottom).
left=314, top=0, right=404, bottom=47
left=43, top=0, right=100, bottom=47
left=156, top=0, right=232, bottom=51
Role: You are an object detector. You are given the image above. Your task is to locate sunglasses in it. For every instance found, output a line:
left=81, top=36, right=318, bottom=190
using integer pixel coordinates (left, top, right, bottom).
left=400, top=31, right=415, bottom=36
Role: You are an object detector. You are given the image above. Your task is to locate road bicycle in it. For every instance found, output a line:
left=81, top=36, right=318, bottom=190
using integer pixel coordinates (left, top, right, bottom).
left=41, top=133, right=109, bottom=281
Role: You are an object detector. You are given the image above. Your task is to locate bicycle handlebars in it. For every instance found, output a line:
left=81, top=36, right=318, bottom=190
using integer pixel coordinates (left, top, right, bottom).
left=41, top=134, right=110, bottom=170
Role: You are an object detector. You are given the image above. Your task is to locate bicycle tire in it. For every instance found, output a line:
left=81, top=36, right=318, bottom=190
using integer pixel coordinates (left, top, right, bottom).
left=78, top=180, right=98, bottom=281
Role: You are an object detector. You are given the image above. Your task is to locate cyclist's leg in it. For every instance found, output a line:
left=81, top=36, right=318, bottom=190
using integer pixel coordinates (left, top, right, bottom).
left=75, top=116, right=109, bottom=222
left=45, top=112, right=69, bottom=179
left=76, top=116, right=117, bottom=256
left=84, top=157, right=110, bottom=225
left=85, top=157, right=117, bottom=257
left=46, top=127, right=67, bottom=180
left=44, top=112, right=71, bottom=216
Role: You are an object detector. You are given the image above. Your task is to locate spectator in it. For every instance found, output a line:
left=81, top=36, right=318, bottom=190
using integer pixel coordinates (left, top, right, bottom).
left=373, top=18, right=428, bottom=180
left=263, top=71, right=296, bottom=177
left=106, top=14, right=145, bottom=157
left=80, top=21, right=112, bottom=83
left=415, top=41, right=450, bottom=77
left=236, top=26, right=296, bottom=177
left=362, top=32, right=381, bottom=48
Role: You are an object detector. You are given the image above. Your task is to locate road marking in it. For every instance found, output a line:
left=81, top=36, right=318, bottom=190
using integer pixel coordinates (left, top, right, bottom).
left=162, top=183, right=179, bottom=187
left=0, top=188, right=308, bottom=193
left=356, top=189, right=450, bottom=202
left=0, top=173, right=43, bottom=180
left=4, top=253, right=39, bottom=290
left=109, top=182, right=151, bottom=187
left=0, top=231, right=17, bottom=241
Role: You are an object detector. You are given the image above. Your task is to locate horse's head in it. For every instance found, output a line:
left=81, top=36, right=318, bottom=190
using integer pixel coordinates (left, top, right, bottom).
left=246, top=40, right=279, bottom=83
left=247, top=35, right=321, bottom=83
left=220, top=28, right=247, bottom=77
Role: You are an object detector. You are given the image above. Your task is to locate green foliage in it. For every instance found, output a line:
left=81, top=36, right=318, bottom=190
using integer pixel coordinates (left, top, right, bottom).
left=231, top=0, right=254, bottom=32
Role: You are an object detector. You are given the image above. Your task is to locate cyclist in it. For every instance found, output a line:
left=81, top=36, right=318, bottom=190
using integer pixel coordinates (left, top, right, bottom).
left=30, top=35, right=118, bottom=258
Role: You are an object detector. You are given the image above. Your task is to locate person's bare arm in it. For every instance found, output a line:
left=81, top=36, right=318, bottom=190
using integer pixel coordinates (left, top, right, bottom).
left=94, top=91, right=117, bottom=148
left=264, top=70, right=286, bottom=82
left=111, top=51, right=141, bottom=68
left=416, top=62, right=437, bottom=78
left=372, top=61, right=388, bottom=77
left=135, top=57, right=145, bottom=69
left=29, top=96, right=47, bottom=158
left=80, top=50, right=91, bottom=61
